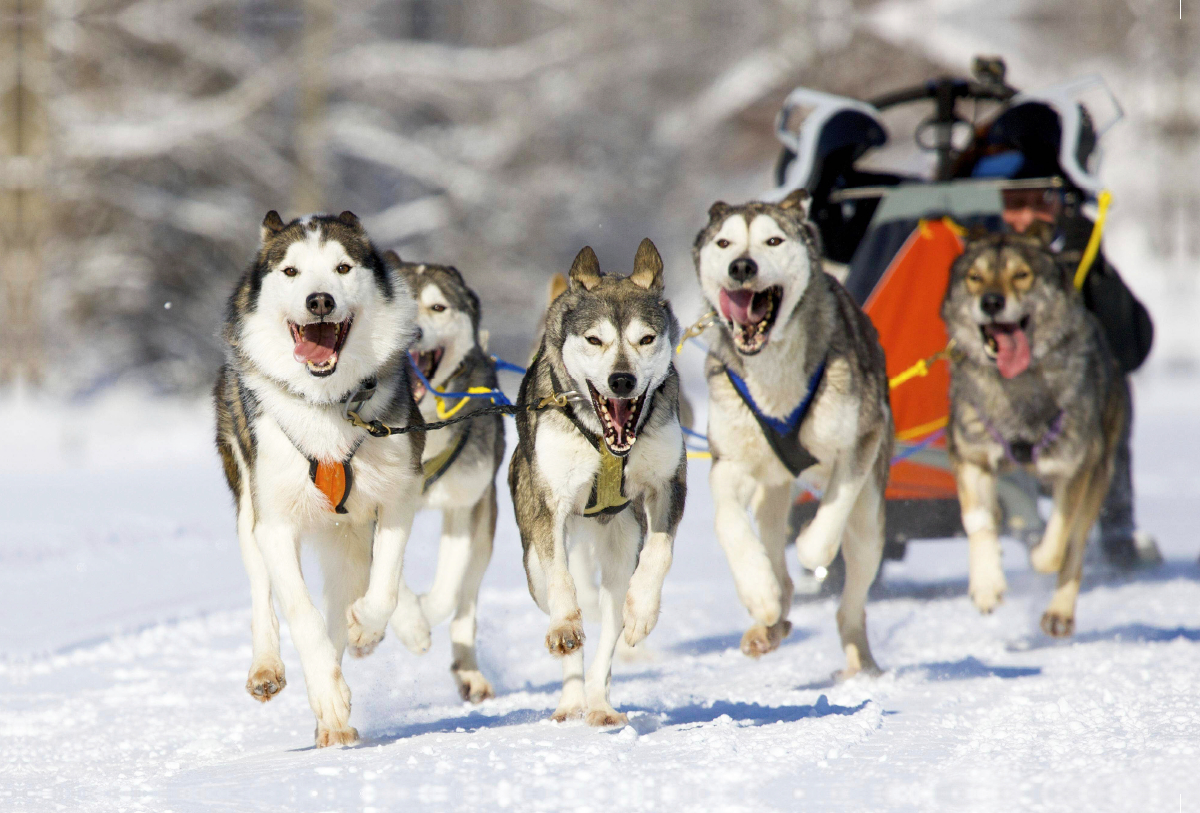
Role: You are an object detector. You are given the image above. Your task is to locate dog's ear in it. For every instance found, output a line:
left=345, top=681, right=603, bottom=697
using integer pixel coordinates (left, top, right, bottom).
left=261, top=210, right=285, bottom=243
left=630, top=238, right=664, bottom=292
left=778, top=188, right=810, bottom=214
left=547, top=272, right=568, bottom=304
left=1022, top=220, right=1055, bottom=248
left=337, top=211, right=361, bottom=228
left=568, top=246, right=602, bottom=291
left=966, top=223, right=990, bottom=243
left=381, top=249, right=402, bottom=268
left=707, top=201, right=731, bottom=221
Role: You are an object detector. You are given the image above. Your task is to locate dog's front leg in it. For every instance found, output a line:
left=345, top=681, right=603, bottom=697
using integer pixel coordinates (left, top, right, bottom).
left=540, top=510, right=586, bottom=721
left=711, top=459, right=782, bottom=627
left=350, top=498, right=429, bottom=655
left=236, top=488, right=285, bottom=702
left=954, top=459, right=1006, bottom=614
left=795, top=428, right=881, bottom=571
left=255, top=520, right=355, bottom=747
left=623, top=473, right=685, bottom=647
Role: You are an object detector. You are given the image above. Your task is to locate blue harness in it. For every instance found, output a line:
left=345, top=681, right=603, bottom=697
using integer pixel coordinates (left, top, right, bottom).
left=724, top=358, right=827, bottom=477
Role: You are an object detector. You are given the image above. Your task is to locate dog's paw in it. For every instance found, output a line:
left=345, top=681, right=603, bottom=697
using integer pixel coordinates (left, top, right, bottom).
left=835, top=662, right=883, bottom=682
left=349, top=637, right=381, bottom=659
left=390, top=609, right=432, bottom=656
left=1040, top=610, right=1075, bottom=638
left=585, top=708, right=628, bottom=728
left=314, top=725, right=359, bottom=748
left=551, top=703, right=586, bottom=723
left=245, top=660, right=286, bottom=702
left=346, top=599, right=387, bottom=652
left=795, top=527, right=838, bottom=572
left=1029, top=541, right=1065, bottom=574
left=545, top=611, right=585, bottom=657
left=969, top=573, right=1007, bottom=615
left=740, top=619, right=792, bottom=659
left=453, top=669, right=495, bottom=704
left=622, top=590, right=660, bottom=648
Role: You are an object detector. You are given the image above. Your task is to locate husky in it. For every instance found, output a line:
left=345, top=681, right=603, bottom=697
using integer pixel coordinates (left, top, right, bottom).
left=942, top=227, right=1126, bottom=636
left=508, top=239, right=686, bottom=725
left=692, top=189, right=893, bottom=678
left=214, top=211, right=431, bottom=747
left=381, top=251, right=505, bottom=703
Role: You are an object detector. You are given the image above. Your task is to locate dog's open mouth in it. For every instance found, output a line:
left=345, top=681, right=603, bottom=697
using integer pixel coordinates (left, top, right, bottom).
left=290, top=319, right=352, bottom=377
left=408, top=347, right=444, bottom=401
left=980, top=316, right=1031, bottom=379
left=586, top=381, right=646, bottom=456
left=718, top=286, right=782, bottom=354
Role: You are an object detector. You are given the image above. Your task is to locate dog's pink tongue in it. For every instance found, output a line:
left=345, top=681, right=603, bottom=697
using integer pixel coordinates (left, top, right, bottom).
left=293, top=323, right=337, bottom=364
left=995, top=328, right=1031, bottom=379
left=719, top=289, right=766, bottom=325
left=608, top=398, right=633, bottom=430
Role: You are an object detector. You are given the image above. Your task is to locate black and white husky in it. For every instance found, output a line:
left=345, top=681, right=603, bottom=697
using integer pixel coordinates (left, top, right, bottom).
left=692, top=190, right=893, bottom=678
left=508, top=240, right=686, bottom=726
left=214, top=211, right=428, bottom=747
left=382, top=252, right=505, bottom=702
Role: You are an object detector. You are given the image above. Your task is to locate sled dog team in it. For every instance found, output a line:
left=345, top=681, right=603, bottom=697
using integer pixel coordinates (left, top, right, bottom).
left=216, top=194, right=1123, bottom=746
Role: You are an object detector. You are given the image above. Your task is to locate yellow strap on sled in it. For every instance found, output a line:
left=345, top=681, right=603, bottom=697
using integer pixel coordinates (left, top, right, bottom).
left=1074, top=189, right=1112, bottom=290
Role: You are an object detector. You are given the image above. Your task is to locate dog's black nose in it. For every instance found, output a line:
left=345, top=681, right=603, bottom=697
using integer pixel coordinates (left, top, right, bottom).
left=608, top=373, right=637, bottom=398
left=306, top=292, right=335, bottom=317
left=980, top=292, right=1005, bottom=316
left=728, top=257, right=757, bottom=283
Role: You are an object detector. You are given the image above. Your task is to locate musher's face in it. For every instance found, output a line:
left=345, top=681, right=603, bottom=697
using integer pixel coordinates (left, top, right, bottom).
left=1001, top=188, right=1062, bottom=234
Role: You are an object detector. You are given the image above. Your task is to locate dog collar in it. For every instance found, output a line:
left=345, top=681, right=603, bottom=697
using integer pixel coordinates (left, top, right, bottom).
left=724, top=357, right=826, bottom=477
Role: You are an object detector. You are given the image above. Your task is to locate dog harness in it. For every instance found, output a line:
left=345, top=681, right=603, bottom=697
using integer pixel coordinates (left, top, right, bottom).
left=421, top=426, right=471, bottom=493
left=973, top=402, right=1066, bottom=465
left=557, top=393, right=659, bottom=518
left=724, top=358, right=826, bottom=477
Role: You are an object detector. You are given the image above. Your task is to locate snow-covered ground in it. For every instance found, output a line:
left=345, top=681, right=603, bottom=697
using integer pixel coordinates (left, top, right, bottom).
left=2, top=374, right=1198, bottom=812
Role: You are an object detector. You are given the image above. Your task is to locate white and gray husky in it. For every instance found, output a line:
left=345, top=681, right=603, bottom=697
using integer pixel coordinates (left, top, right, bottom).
left=692, top=189, right=893, bottom=678
left=214, top=211, right=430, bottom=747
left=383, top=252, right=505, bottom=702
left=509, top=240, right=686, bottom=725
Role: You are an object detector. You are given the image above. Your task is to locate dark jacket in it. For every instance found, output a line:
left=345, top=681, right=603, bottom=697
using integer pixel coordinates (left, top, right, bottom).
left=1057, top=214, right=1154, bottom=374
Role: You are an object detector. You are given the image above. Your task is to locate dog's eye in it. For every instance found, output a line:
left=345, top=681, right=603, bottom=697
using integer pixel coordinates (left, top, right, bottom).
left=967, top=274, right=984, bottom=284
left=282, top=266, right=298, bottom=277
left=716, top=239, right=730, bottom=249
left=1012, top=271, right=1031, bottom=282
left=430, top=304, right=447, bottom=312
left=336, top=263, right=351, bottom=275
left=586, top=336, right=603, bottom=346
left=639, top=334, right=656, bottom=346
left=765, top=236, right=784, bottom=246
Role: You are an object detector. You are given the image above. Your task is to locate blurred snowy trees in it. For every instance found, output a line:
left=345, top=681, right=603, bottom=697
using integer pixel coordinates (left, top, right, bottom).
left=0, top=0, right=1194, bottom=394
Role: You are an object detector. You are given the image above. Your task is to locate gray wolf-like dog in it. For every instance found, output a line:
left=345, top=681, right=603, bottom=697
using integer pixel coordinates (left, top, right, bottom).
left=942, top=227, right=1126, bottom=637
left=383, top=251, right=504, bottom=703
left=693, top=189, right=893, bottom=678
left=508, top=239, right=686, bottom=725
left=214, top=211, right=428, bottom=747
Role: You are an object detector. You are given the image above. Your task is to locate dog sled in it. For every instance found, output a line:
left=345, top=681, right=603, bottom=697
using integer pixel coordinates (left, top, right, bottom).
left=770, top=58, right=1123, bottom=588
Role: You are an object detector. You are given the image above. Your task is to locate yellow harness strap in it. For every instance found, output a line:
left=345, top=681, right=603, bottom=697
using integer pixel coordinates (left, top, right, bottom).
left=583, top=444, right=630, bottom=516
left=888, top=341, right=957, bottom=390
left=1073, top=189, right=1112, bottom=290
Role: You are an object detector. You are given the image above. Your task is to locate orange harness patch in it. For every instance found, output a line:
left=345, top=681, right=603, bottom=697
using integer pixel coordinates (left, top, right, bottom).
left=308, top=458, right=353, bottom=514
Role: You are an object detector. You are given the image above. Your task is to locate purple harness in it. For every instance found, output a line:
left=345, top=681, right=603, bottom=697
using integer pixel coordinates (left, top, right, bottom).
left=976, top=405, right=1066, bottom=465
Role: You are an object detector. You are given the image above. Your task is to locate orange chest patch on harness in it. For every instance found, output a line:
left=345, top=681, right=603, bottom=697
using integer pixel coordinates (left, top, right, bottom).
left=308, top=458, right=353, bottom=514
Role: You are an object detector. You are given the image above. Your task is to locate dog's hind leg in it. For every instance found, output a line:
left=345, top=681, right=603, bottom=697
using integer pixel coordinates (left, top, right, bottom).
left=836, top=476, right=885, bottom=679
left=741, top=483, right=794, bottom=658
left=421, top=507, right=473, bottom=628
left=585, top=512, right=639, bottom=727
left=955, top=459, right=1007, bottom=614
left=318, top=525, right=373, bottom=661
left=237, top=485, right=285, bottom=703
left=1030, top=478, right=1071, bottom=574
left=711, top=459, right=783, bottom=630
left=450, top=484, right=497, bottom=704
left=795, top=427, right=883, bottom=572
left=255, top=521, right=356, bottom=747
